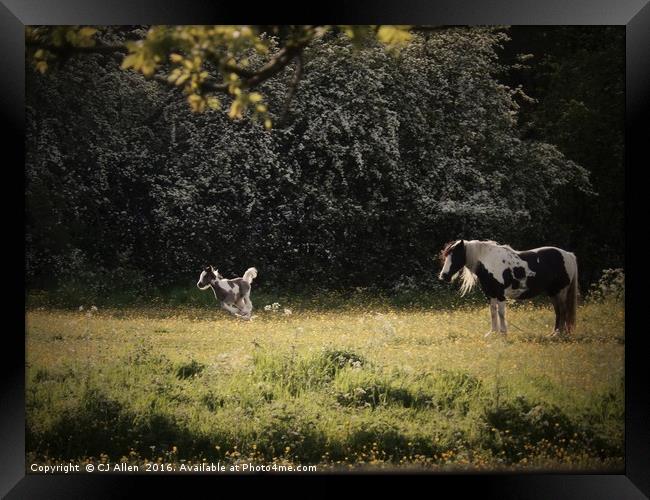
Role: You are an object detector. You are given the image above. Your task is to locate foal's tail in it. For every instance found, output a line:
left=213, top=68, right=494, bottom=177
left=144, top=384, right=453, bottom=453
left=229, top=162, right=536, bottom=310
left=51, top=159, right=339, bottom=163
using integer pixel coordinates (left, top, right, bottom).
left=243, top=267, right=258, bottom=284
left=565, top=253, right=579, bottom=334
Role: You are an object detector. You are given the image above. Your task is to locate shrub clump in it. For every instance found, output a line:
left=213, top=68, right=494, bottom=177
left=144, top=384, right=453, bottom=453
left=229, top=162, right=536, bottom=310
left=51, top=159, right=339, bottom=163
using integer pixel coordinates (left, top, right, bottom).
left=587, top=268, right=625, bottom=302
left=480, top=395, right=619, bottom=463
left=333, top=368, right=484, bottom=413
left=175, top=360, right=205, bottom=379
left=252, top=348, right=366, bottom=396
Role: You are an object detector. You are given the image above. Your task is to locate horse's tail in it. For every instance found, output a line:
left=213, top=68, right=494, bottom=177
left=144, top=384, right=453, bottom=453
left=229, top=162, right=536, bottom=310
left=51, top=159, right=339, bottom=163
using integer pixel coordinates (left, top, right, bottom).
left=243, top=267, right=258, bottom=284
left=565, top=253, right=578, bottom=333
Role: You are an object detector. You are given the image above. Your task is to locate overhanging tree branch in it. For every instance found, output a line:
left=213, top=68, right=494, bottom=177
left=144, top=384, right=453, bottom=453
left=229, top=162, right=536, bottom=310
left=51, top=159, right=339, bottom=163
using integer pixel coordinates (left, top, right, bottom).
left=276, top=53, right=304, bottom=128
left=26, top=25, right=413, bottom=123
left=27, top=36, right=311, bottom=96
left=241, top=39, right=311, bottom=88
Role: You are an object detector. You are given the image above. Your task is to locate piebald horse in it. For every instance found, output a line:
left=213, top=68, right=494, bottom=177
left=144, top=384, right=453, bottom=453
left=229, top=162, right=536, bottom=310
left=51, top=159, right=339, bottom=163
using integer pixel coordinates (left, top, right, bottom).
left=438, top=240, right=578, bottom=336
left=197, top=266, right=258, bottom=320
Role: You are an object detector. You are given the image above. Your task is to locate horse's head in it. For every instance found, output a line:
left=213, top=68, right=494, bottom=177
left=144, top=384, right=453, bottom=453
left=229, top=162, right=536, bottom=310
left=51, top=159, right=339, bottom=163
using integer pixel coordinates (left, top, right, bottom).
left=197, top=265, right=218, bottom=290
left=439, top=240, right=466, bottom=282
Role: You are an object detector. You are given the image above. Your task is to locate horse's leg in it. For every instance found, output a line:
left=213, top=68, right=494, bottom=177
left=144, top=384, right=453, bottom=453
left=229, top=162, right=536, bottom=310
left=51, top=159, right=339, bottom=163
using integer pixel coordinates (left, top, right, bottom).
left=243, top=294, right=253, bottom=317
left=558, top=288, right=569, bottom=334
left=222, top=302, right=243, bottom=317
left=235, top=296, right=252, bottom=320
left=486, top=298, right=499, bottom=337
left=550, top=290, right=568, bottom=336
left=551, top=295, right=562, bottom=335
left=498, top=300, right=507, bottom=334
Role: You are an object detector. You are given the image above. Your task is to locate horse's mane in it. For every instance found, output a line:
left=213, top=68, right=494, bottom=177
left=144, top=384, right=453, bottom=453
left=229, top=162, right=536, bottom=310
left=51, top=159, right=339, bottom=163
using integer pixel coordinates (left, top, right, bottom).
left=438, top=239, right=476, bottom=295
left=457, top=267, right=477, bottom=296
left=454, top=240, right=515, bottom=296
left=439, top=240, right=459, bottom=265
left=439, top=239, right=517, bottom=296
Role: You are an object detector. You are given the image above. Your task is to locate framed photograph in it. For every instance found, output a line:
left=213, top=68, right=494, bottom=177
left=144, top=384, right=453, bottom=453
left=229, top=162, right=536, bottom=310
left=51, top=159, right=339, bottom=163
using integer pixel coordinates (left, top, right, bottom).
left=4, top=0, right=648, bottom=497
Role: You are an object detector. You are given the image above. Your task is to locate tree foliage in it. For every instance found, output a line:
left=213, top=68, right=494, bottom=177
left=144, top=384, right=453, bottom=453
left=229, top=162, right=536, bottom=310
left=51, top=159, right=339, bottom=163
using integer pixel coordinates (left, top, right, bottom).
left=26, top=25, right=413, bottom=126
left=501, top=27, right=624, bottom=285
left=26, top=28, right=598, bottom=296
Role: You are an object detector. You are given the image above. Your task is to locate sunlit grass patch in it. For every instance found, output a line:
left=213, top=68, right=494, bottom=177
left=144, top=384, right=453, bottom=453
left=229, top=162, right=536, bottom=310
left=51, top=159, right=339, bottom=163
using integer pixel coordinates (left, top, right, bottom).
left=25, top=298, right=624, bottom=471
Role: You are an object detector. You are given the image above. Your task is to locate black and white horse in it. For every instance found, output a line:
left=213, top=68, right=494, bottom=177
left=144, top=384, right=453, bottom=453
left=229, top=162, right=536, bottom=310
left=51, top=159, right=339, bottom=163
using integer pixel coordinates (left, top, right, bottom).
left=197, top=266, right=258, bottom=320
left=438, top=240, right=578, bottom=336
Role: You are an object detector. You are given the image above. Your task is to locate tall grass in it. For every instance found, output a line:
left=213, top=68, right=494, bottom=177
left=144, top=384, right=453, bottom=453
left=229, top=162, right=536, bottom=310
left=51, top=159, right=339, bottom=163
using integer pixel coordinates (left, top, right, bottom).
left=26, top=286, right=488, bottom=312
left=25, top=297, right=624, bottom=470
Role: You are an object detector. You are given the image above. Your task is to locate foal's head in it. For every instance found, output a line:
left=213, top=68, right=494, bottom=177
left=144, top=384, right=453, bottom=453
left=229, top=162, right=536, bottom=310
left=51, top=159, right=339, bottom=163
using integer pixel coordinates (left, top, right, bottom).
left=197, top=265, right=218, bottom=290
left=438, top=240, right=466, bottom=282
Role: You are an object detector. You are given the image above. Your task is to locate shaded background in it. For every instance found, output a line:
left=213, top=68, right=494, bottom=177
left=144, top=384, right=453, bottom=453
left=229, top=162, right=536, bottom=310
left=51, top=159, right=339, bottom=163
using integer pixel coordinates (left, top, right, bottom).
left=24, top=26, right=624, bottom=302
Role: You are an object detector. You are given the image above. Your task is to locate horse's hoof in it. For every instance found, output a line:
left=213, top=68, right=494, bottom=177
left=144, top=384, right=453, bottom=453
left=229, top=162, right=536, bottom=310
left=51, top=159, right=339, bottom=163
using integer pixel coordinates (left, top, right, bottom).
left=484, top=331, right=496, bottom=338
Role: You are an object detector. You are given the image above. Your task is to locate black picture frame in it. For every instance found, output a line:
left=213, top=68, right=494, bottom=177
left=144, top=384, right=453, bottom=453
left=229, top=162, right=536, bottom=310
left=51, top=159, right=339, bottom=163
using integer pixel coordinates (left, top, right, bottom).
left=4, top=1, right=649, bottom=497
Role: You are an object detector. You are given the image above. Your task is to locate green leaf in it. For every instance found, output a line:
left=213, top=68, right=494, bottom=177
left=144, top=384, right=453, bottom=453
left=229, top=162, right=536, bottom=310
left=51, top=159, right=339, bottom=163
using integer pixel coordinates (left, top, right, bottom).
left=376, top=26, right=412, bottom=45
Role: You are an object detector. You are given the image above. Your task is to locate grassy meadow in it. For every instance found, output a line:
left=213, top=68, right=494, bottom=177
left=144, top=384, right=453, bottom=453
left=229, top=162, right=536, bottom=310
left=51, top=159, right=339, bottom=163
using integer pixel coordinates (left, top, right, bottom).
left=25, top=293, right=624, bottom=472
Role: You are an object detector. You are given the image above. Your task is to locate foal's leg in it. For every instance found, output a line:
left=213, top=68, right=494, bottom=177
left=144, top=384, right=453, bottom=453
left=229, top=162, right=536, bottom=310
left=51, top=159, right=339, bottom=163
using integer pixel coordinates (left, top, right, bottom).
left=243, top=294, right=253, bottom=317
left=486, top=298, right=499, bottom=337
left=235, top=296, right=252, bottom=320
left=222, top=302, right=244, bottom=317
left=497, top=300, right=508, bottom=334
left=235, top=297, right=246, bottom=311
